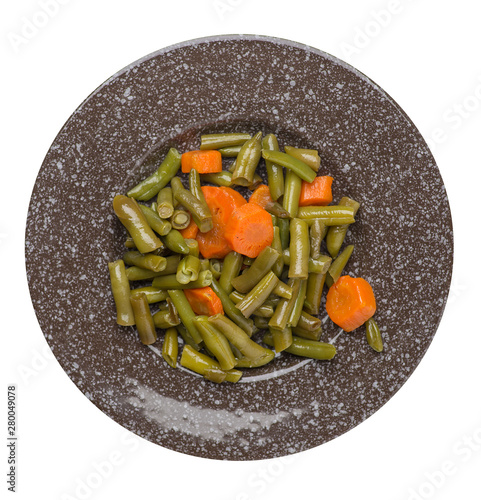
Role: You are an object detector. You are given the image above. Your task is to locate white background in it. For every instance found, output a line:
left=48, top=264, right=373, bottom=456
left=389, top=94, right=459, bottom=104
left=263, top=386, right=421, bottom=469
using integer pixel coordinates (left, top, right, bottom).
left=2, top=0, right=481, bottom=499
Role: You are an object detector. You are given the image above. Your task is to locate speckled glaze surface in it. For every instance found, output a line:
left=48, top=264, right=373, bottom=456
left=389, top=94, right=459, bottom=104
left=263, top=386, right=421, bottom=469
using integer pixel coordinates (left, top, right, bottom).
left=25, top=35, right=453, bottom=460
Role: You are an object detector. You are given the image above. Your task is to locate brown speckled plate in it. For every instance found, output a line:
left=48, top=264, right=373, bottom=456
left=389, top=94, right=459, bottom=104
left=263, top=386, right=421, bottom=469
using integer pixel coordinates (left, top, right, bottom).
left=25, top=35, right=453, bottom=460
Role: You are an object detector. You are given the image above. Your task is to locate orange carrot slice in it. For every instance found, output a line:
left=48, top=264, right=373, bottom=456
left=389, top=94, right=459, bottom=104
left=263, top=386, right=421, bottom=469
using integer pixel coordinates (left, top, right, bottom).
left=325, top=275, right=376, bottom=332
left=248, top=184, right=273, bottom=208
left=181, top=150, right=222, bottom=174
left=299, top=176, right=334, bottom=206
left=184, top=287, right=224, bottom=316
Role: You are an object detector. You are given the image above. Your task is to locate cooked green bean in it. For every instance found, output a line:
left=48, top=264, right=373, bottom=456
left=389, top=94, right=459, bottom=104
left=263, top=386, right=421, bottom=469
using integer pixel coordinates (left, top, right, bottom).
left=248, top=173, right=263, bottom=190
left=200, top=133, right=251, bottom=150
left=170, top=209, right=191, bottom=230
left=210, top=277, right=254, bottom=336
left=325, top=244, right=354, bottom=286
left=130, top=286, right=168, bottom=304
left=232, top=131, right=262, bottom=186
left=124, top=236, right=136, bottom=249
left=152, top=309, right=180, bottom=329
left=130, top=293, right=157, bottom=345
left=254, top=316, right=270, bottom=330
left=270, top=326, right=293, bottom=352
left=123, top=251, right=167, bottom=272
left=297, top=205, right=355, bottom=225
left=262, top=134, right=284, bottom=200
left=231, top=246, right=280, bottom=294
left=151, top=270, right=212, bottom=290
left=156, top=187, right=174, bottom=219
left=288, top=218, right=309, bottom=279
left=188, top=168, right=206, bottom=203
left=219, top=251, right=243, bottom=294
left=155, top=255, right=182, bottom=275
left=310, top=219, right=326, bottom=260
left=235, top=271, right=279, bottom=318
left=264, top=201, right=290, bottom=219
left=292, top=323, right=322, bottom=341
left=284, top=145, right=320, bottom=172
left=243, top=256, right=255, bottom=266
left=176, top=255, right=201, bottom=284
left=127, top=148, right=181, bottom=201
left=180, top=345, right=242, bottom=383
left=208, top=314, right=274, bottom=362
left=271, top=226, right=285, bottom=277
left=234, top=351, right=276, bottom=368
left=268, top=279, right=301, bottom=331
left=199, top=259, right=210, bottom=272
left=172, top=177, right=213, bottom=233
left=365, top=318, right=383, bottom=352
left=287, top=278, right=307, bottom=327
left=126, top=266, right=172, bottom=281
left=277, top=218, right=290, bottom=250
left=326, top=197, right=360, bottom=258
left=193, top=316, right=236, bottom=371
left=263, top=333, right=336, bottom=360
left=162, top=327, right=178, bottom=368
left=200, top=171, right=233, bottom=186
left=304, top=272, right=326, bottom=315
left=283, top=170, right=302, bottom=218
left=209, top=259, right=222, bottom=280
left=139, top=204, right=172, bottom=236
left=230, top=291, right=274, bottom=317
left=108, top=260, right=135, bottom=326
left=218, top=146, right=242, bottom=157
left=176, top=323, right=201, bottom=351
left=282, top=250, right=332, bottom=274
left=204, top=368, right=227, bottom=383
left=298, top=311, right=322, bottom=332
left=167, top=290, right=202, bottom=344
left=161, top=228, right=190, bottom=254
left=170, top=175, right=183, bottom=208
left=273, top=280, right=293, bottom=299
left=113, top=195, right=164, bottom=253
left=261, top=150, right=316, bottom=183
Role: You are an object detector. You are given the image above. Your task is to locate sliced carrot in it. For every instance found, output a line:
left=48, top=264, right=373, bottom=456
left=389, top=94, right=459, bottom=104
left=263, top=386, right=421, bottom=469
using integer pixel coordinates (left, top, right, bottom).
left=181, top=150, right=222, bottom=174
left=224, top=203, right=274, bottom=258
left=179, top=217, right=199, bottom=239
left=184, top=287, right=224, bottom=316
left=299, top=176, right=334, bottom=206
left=248, top=184, right=273, bottom=208
left=196, top=186, right=247, bottom=259
left=325, top=275, right=376, bottom=332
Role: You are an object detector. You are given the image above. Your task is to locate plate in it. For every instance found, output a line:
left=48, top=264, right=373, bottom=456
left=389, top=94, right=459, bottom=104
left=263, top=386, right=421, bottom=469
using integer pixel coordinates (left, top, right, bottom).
left=25, top=35, right=453, bottom=460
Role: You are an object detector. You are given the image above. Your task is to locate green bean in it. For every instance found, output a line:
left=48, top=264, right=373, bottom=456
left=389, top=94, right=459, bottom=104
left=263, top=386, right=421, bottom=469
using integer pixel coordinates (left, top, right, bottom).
left=298, top=311, right=322, bottom=332
left=271, top=226, right=285, bottom=277
left=264, top=201, right=290, bottom=219
left=248, top=173, right=263, bottom=190
left=231, top=246, right=280, bottom=294
left=124, top=236, right=136, bottom=249
left=176, top=323, right=201, bottom=351
left=269, top=326, right=292, bottom=352
left=188, top=169, right=206, bottom=202
left=270, top=213, right=278, bottom=227
left=184, top=238, right=199, bottom=257
left=123, top=251, right=167, bottom=272
left=243, top=256, right=255, bottom=266
left=180, top=345, right=242, bottom=383
left=234, top=351, right=276, bottom=368
left=200, top=133, right=251, bottom=150
left=325, top=244, right=354, bottom=286
left=268, top=278, right=301, bottom=331
left=287, top=278, right=307, bottom=327
left=126, top=266, right=171, bottom=281
left=282, top=170, right=302, bottom=218
left=193, top=316, right=237, bottom=371
left=210, top=277, right=254, bottom=336
left=152, top=309, right=180, bottom=329
left=261, top=150, right=316, bottom=183
left=130, top=286, right=168, bottom=304
left=170, top=175, right=183, bottom=208
left=176, top=255, right=201, bottom=284
left=170, top=209, right=191, bottom=230
left=284, top=145, right=320, bottom=172
left=231, top=295, right=274, bottom=318
left=161, top=327, right=178, bottom=368
left=262, top=134, right=284, bottom=200
left=326, top=197, right=360, bottom=258
left=232, top=131, right=262, bottom=186
left=200, top=171, right=233, bottom=186
left=156, top=187, right=174, bottom=219
left=199, top=259, right=210, bottom=272
left=273, top=280, right=293, bottom=299
left=204, top=368, right=227, bottom=383
left=139, top=204, right=172, bottom=236
left=219, top=251, right=243, bottom=294
left=297, top=205, right=355, bottom=225
left=127, top=148, right=181, bottom=201
left=208, top=314, right=274, bottom=362
left=113, top=195, right=164, bottom=253
left=156, top=255, right=182, bottom=275
left=235, top=271, right=279, bottom=318
left=108, top=260, right=135, bottom=326
left=130, top=293, right=157, bottom=345
left=288, top=218, right=309, bottom=279
left=254, top=316, right=270, bottom=330
left=292, top=324, right=322, bottom=341
left=304, top=272, right=326, bottom=315
left=310, top=219, right=326, bottom=259
left=277, top=218, right=290, bottom=250
left=172, top=178, right=213, bottom=233
left=218, top=146, right=242, bottom=157
left=263, top=333, right=336, bottom=360
left=365, top=318, right=383, bottom=352
left=167, top=290, right=203, bottom=344
left=161, top=228, right=190, bottom=254
left=282, top=249, right=332, bottom=274
left=209, top=259, right=222, bottom=280
left=151, top=270, right=212, bottom=290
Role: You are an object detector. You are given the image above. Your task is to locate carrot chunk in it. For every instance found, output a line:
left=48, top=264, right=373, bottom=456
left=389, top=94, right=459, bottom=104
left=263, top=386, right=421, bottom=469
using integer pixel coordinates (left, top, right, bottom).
left=299, top=176, right=333, bottom=206
left=181, top=150, right=222, bottom=174
left=224, top=203, right=274, bottom=258
left=248, top=184, right=273, bottom=208
left=184, top=287, right=224, bottom=316
left=325, top=275, right=376, bottom=332
left=179, top=217, right=199, bottom=239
